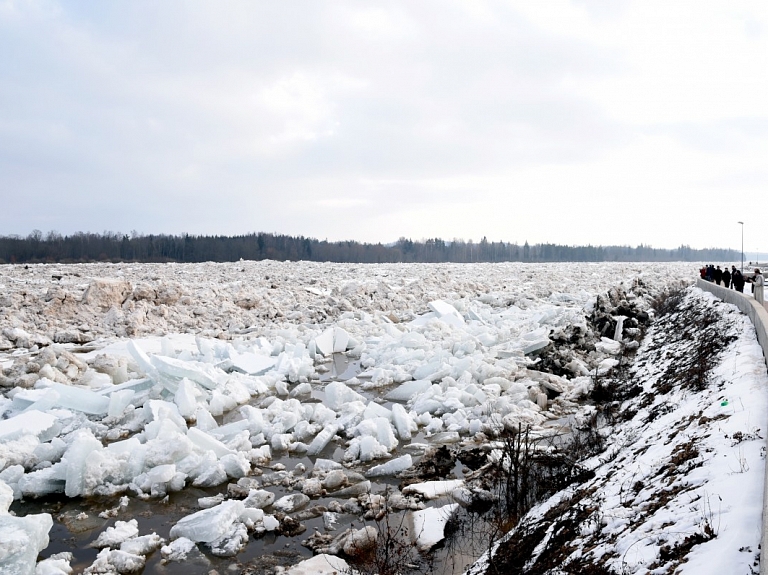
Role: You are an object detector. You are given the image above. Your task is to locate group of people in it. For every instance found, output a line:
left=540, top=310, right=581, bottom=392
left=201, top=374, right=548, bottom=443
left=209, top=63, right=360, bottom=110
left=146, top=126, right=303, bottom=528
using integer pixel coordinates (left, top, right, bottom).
left=700, top=264, right=765, bottom=305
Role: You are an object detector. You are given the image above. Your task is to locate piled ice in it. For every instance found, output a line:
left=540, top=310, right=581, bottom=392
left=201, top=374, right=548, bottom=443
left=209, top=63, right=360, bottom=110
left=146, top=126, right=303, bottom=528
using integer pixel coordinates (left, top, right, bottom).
left=0, top=478, right=55, bottom=575
left=0, top=261, right=695, bottom=569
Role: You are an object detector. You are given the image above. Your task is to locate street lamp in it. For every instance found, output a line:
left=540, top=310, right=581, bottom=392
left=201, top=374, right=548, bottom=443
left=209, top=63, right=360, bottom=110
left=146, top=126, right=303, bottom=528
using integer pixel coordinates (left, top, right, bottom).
left=738, top=221, right=744, bottom=272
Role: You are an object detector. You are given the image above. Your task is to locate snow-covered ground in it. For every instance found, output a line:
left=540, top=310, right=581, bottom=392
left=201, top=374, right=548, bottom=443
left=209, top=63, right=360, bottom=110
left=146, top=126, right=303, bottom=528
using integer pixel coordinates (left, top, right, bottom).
left=467, top=286, right=768, bottom=575
left=2, top=261, right=745, bottom=574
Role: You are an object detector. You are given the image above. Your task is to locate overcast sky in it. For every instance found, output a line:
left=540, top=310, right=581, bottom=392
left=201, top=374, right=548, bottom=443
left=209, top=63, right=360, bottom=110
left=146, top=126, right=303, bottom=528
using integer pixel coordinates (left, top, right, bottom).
left=1, top=1, right=766, bottom=251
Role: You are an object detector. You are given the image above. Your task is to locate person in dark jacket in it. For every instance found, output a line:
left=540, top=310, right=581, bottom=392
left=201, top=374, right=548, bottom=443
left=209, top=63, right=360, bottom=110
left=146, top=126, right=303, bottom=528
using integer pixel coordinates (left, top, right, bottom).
left=722, top=268, right=731, bottom=289
left=732, top=267, right=745, bottom=292
left=714, top=266, right=723, bottom=285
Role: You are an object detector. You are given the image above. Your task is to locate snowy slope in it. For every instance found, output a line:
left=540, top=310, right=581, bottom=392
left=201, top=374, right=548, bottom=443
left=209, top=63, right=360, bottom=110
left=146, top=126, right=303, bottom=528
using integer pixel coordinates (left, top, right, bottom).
left=468, top=287, right=768, bottom=575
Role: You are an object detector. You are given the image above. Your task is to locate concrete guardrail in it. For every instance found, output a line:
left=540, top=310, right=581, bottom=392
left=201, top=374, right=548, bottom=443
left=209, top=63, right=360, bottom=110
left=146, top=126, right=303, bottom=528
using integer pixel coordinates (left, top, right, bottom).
left=695, top=278, right=768, bottom=574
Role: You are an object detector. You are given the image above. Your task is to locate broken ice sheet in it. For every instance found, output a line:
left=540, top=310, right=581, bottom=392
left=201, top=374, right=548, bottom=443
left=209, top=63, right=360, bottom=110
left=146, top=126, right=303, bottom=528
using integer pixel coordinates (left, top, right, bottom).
left=411, top=503, right=459, bottom=551
left=0, top=410, right=59, bottom=442
left=26, top=383, right=110, bottom=416
left=151, top=355, right=223, bottom=389
left=228, top=350, right=276, bottom=375
left=169, top=500, right=245, bottom=543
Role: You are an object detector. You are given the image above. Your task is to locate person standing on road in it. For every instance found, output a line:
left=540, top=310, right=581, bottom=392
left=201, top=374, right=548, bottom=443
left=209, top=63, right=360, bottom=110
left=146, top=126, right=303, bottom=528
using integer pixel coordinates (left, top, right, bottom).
left=753, top=269, right=764, bottom=305
left=732, top=268, right=745, bottom=292
left=722, top=267, right=731, bottom=289
left=714, top=266, right=723, bottom=285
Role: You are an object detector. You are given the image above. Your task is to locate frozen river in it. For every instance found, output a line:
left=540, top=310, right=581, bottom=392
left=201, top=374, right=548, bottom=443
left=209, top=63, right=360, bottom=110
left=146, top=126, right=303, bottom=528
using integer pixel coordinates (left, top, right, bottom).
left=0, top=261, right=698, bottom=573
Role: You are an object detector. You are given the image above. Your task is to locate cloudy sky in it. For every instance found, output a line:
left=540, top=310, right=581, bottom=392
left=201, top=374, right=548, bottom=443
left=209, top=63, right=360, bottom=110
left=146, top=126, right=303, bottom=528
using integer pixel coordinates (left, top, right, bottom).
left=1, top=1, right=766, bottom=251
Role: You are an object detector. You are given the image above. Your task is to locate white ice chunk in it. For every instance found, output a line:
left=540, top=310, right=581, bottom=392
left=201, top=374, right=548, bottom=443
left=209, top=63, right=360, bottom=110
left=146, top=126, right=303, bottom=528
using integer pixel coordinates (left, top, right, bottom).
left=384, top=379, right=432, bottom=402
left=363, top=402, right=391, bottom=421
left=314, top=328, right=335, bottom=357
left=307, top=424, right=339, bottom=457
left=411, top=503, right=458, bottom=551
left=194, top=406, right=218, bottom=431
left=120, top=533, right=164, bottom=556
left=243, top=489, right=275, bottom=509
left=374, top=417, right=398, bottom=450
left=391, top=404, right=416, bottom=440
left=229, top=351, right=276, bottom=375
left=0, top=513, right=53, bottom=574
left=0, top=411, right=58, bottom=441
left=366, top=454, right=413, bottom=477
left=273, top=493, right=310, bottom=513
left=262, top=514, right=279, bottom=531
left=127, top=340, right=160, bottom=380
left=160, top=537, right=196, bottom=561
left=597, top=357, right=620, bottom=375
left=90, top=519, right=139, bottom=548
left=187, top=427, right=235, bottom=458
left=0, top=480, right=13, bottom=513
left=282, top=554, right=352, bottom=575
left=402, top=479, right=464, bottom=499
left=174, top=378, right=199, bottom=419
left=47, top=383, right=109, bottom=415
left=63, top=430, right=103, bottom=497
left=596, top=337, right=622, bottom=355
left=313, top=458, right=343, bottom=473
left=220, top=454, right=250, bottom=479
left=333, top=327, right=350, bottom=353
left=169, top=500, right=245, bottom=543
left=428, top=300, right=465, bottom=326
left=34, top=552, right=73, bottom=575
left=151, top=355, right=221, bottom=389
left=519, top=327, right=550, bottom=355
left=324, top=381, right=365, bottom=410
left=107, top=389, right=135, bottom=418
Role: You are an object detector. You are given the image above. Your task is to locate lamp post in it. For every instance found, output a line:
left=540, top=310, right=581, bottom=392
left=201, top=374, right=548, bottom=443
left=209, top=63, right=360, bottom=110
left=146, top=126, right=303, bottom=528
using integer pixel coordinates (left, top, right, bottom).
left=738, top=221, right=744, bottom=272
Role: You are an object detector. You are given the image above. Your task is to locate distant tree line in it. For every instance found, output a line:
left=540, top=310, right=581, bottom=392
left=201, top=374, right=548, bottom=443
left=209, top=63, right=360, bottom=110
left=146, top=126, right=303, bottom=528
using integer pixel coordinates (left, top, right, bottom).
left=0, top=230, right=739, bottom=264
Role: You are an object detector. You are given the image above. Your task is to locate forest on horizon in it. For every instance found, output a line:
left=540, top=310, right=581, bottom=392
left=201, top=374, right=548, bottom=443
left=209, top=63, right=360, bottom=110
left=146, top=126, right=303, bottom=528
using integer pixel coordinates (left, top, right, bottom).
left=0, top=230, right=739, bottom=264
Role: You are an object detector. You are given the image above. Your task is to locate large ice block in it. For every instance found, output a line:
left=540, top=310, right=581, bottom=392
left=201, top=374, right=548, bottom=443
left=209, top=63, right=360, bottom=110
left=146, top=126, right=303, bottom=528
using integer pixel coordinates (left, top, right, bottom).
left=428, top=300, right=465, bottom=326
left=324, top=381, right=365, bottom=410
left=306, top=423, right=339, bottom=456
left=127, top=340, right=160, bottom=380
left=332, top=327, right=350, bottom=353
left=107, top=389, right=135, bottom=418
left=391, top=403, right=416, bottom=440
left=366, top=454, right=413, bottom=477
left=402, top=479, right=464, bottom=499
left=0, top=480, right=13, bottom=513
left=282, top=554, right=352, bottom=575
left=187, top=428, right=234, bottom=458
left=151, top=356, right=222, bottom=390
left=174, top=379, right=199, bottom=419
left=384, top=379, right=432, bottom=402
left=90, top=519, right=139, bottom=548
left=314, top=328, right=335, bottom=357
left=169, top=500, right=245, bottom=543
left=0, top=512, right=53, bottom=574
left=228, top=351, right=276, bottom=376
left=36, top=383, right=110, bottom=415
left=63, top=430, right=104, bottom=497
left=411, top=503, right=458, bottom=551
left=0, top=411, right=59, bottom=442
